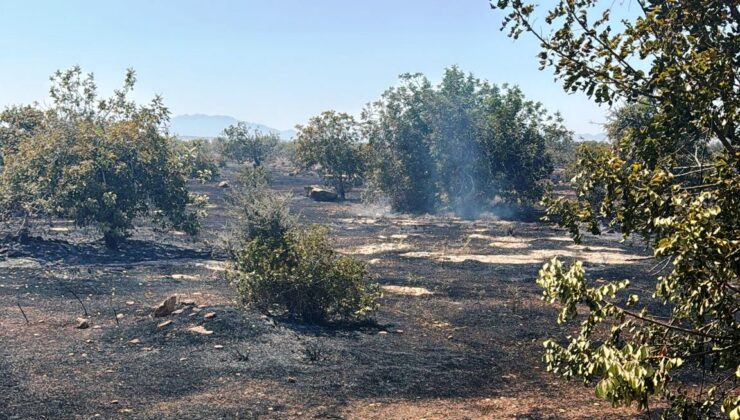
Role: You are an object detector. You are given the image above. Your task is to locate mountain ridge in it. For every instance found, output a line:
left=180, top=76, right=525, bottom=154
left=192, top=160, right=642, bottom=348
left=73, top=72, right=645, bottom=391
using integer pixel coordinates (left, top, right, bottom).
left=169, top=114, right=296, bottom=140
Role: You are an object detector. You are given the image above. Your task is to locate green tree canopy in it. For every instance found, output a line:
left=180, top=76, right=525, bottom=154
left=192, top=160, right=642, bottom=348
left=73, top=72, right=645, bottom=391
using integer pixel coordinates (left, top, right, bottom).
left=221, top=122, right=279, bottom=167
left=364, top=67, right=568, bottom=215
left=0, top=66, right=205, bottom=248
left=295, top=111, right=365, bottom=200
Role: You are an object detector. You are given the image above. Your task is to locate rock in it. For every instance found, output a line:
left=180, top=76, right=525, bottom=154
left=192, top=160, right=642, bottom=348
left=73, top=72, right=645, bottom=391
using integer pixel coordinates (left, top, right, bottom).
left=157, top=320, right=172, bottom=329
left=181, top=299, right=196, bottom=306
left=76, top=317, right=90, bottom=329
left=129, top=338, right=141, bottom=344
left=154, top=295, right=177, bottom=317
left=305, top=185, right=338, bottom=202
left=188, top=326, right=213, bottom=335
left=172, top=309, right=185, bottom=315
left=378, top=331, right=388, bottom=335
left=213, top=345, right=224, bottom=349
left=287, top=377, right=296, bottom=383
left=203, top=312, right=216, bottom=319
left=217, top=181, right=230, bottom=188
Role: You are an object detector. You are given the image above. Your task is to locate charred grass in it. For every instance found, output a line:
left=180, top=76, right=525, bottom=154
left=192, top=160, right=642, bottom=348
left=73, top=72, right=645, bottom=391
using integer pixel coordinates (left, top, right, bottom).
left=0, top=164, right=653, bottom=419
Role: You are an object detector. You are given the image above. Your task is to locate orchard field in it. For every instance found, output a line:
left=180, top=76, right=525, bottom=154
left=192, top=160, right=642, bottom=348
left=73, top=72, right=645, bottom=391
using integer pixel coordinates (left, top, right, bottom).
left=0, top=163, right=654, bottom=419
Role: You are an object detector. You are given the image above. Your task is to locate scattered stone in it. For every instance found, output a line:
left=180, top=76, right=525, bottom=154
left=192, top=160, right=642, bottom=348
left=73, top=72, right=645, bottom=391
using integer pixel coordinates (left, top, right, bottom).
left=125, top=301, right=135, bottom=305
left=110, top=400, right=119, bottom=405
left=217, top=180, right=230, bottom=188
left=305, top=185, right=338, bottom=202
left=214, top=345, right=224, bottom=349
left=157, top=320, right=172, bottom=329
left=287, top=377, right=296, bottom=383
left=154, top=295, right=177, bottom=317
left=203, top=312, right=217, bottom=319
left=129, top=338, right=141, bottom=344
left=172, top=308, right=185, bottom=315
left=179, top=357, right=188, bottom=362
left=76, top=317, right=90, bottom=329
left=378, top=331, right=388, bottom=335
left=188, top=326, right=213, bottom=335
left=181, top=299, right=196, bottom=306
left=116, top=313, right=124, bottom=320
left=395, top=329, right=404, bottom=334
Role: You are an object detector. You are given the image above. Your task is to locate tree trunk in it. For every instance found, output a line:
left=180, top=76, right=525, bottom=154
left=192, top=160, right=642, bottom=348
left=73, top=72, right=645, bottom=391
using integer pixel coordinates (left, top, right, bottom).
left=338, top=183, right=346, bottom=201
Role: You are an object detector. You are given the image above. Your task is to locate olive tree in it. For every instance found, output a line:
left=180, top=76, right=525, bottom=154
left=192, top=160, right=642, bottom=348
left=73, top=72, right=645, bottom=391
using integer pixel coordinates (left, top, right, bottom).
left=493, top=1, right=739, bottom=417
left=295, top=111, right=365, bottom=200
left=0, top=66, right=205, bottom=248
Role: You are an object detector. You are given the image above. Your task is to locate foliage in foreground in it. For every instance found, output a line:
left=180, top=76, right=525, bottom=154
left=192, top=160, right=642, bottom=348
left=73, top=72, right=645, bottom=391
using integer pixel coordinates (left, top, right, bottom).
left=295, top=111, right=366, bottom=200
left=0, top=67, right=205, bottom=248
left=493, top=0, right=739, bottom=417
left=227, top=171, right=379, bottom=322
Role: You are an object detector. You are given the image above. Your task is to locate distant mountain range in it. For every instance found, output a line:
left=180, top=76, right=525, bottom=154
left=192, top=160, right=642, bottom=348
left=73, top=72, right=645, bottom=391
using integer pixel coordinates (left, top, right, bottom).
left=169, top=114, right=296, bottom=140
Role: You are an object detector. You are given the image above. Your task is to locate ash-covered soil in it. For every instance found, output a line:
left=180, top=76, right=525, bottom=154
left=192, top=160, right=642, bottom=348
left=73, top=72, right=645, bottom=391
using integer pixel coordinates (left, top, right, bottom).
left=0, top=164, right=654, bottom=419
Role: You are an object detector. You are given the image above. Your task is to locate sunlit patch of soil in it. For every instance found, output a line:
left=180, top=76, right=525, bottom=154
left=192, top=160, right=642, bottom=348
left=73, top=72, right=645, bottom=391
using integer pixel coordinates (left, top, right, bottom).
left=342, top=392, right=635, bottom=420
left=381, top=285, right=433, bottom=296
left=401, top=246, right=641, bottom=265
left=163, top=274, right=200, bottom=280
left=194, top=260, right=228, bottom=272
left=0, top=257, right=41, bottom=269
left=146, top=379, right=308, bottom=416
left=338, top=217, right=380, bottom=225
left=467, top=234, right=534, bottom=249
left=338, top=242, right=413, bottom=255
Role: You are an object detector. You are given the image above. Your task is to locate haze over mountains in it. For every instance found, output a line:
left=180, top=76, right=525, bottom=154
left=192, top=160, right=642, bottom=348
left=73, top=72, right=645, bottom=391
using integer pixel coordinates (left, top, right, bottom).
left=170, top=113, right=606, bottom=143
left=170, top=114, right=296, bottom=140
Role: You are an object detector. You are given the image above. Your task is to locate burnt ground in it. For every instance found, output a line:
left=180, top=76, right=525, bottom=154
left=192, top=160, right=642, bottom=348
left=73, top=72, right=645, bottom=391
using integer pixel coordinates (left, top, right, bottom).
left=0, top=163, right=657, bottom=419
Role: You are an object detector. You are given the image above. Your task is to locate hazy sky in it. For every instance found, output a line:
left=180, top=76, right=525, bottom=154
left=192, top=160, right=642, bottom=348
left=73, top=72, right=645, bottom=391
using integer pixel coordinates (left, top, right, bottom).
left=0, top=0, right=613, bottom=133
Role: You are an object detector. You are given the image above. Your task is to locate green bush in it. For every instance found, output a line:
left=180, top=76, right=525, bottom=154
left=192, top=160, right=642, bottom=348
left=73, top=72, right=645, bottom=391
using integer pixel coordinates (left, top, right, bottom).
left=230, top=224, right=380, bottom=322
left=234, top=164, right=272, bottom=193
left=227, top=175, right=379, bottom=323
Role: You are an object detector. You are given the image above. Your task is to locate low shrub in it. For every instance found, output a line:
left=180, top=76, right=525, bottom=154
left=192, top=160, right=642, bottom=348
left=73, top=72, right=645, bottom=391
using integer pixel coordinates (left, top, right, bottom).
left=230, top=224, right=380, bottom=322
left=227, top=175, right=380, bottom=323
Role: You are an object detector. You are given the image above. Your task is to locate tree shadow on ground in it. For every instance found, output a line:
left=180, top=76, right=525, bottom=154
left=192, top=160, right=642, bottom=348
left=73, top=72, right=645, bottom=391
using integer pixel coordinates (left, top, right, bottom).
left=3, top=236, right=214, bottom=266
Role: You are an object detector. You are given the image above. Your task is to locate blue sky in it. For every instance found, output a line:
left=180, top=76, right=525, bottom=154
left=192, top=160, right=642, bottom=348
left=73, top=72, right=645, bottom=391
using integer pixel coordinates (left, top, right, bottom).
left=0, top=0, right=611, bottom=134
